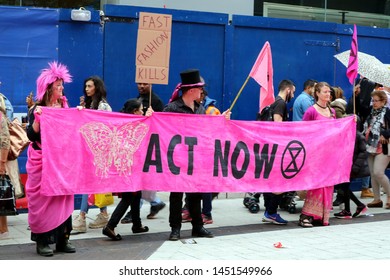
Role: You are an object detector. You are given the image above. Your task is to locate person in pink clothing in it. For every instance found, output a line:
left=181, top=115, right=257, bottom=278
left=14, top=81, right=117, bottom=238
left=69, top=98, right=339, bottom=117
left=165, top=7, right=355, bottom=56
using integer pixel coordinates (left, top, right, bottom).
left=26, top=61, right=76, bottom=256
left=299, top=81, right=336, bottom=227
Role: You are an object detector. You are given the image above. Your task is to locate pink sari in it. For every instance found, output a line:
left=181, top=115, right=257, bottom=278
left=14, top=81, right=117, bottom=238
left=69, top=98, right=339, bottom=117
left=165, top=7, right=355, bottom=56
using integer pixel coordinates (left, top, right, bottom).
left=301, top=106, right=335, bottom=225
left=25, top=144, right=74, bottom=234
left=301, top=186, right=334, bottom=225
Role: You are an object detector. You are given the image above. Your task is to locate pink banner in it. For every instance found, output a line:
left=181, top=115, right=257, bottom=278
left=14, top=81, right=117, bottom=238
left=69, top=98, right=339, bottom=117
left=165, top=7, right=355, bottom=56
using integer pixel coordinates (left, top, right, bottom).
left=40, top=108, right=356, bottom=196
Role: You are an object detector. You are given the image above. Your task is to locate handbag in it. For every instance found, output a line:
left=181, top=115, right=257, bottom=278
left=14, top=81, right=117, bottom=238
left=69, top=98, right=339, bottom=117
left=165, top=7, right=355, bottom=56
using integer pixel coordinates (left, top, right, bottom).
left=7, top=118, right=30, bottom=160
left=5, top=159, right=24, bottom=198
left=94, top=193, right=114, bottom=208
left=0, top=174, right=18, bottom=216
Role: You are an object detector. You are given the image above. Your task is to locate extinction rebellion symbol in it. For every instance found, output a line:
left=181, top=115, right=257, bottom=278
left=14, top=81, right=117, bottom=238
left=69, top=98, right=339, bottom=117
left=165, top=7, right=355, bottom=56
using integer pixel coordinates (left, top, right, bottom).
left=281, top=140, right=306, bottom=179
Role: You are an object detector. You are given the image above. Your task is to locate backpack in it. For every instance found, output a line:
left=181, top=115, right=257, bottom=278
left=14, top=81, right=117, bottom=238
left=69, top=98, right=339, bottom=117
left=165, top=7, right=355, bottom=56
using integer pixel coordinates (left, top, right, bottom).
left=256, top=105, right=273, bottom=121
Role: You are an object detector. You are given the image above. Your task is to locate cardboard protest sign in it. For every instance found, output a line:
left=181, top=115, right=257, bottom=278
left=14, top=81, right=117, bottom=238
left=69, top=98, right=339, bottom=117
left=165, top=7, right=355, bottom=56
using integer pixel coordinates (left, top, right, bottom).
left=135, top=12, right=172, bottom=85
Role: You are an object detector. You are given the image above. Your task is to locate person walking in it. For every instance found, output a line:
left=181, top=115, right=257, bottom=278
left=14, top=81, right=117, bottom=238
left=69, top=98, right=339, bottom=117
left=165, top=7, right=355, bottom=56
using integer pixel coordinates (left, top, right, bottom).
left=333, top=116, right=369, bottom=218
left=72, top=76, right=112, bottom=233
left=363, top=90, right=390, bottom=209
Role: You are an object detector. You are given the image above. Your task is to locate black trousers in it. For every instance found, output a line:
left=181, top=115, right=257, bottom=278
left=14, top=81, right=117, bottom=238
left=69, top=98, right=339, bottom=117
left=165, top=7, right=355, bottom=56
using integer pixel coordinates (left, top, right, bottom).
left=335, top=182, right=364, bottom=212
left=31, top=215, right=72, bottom=245
left=169, top=192, right=203, bottom=230
left=107, top=191, right=142, bottom=228
left=263, top=193, right=283, bottom=215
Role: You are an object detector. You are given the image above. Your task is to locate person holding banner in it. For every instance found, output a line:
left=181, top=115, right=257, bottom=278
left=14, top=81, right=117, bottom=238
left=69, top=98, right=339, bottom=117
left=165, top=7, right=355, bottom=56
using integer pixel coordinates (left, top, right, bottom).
left=102, top=98, right=151, bottom=241
left=299, top=81, right=336, bottom=228
left=121, top=82, right=166, bottom=224
left=181, top=78, right=220, bottom=225
left=26, top=61, right=76, bottom=256
left=163, top=69, right=230, bottom=241
left=262, top=79, right=295, bottom=225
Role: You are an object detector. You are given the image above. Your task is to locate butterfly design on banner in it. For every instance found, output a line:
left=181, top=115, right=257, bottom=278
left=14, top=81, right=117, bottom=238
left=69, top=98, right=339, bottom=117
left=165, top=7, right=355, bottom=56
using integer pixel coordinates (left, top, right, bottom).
left=79, top=121, right=149, bottom=178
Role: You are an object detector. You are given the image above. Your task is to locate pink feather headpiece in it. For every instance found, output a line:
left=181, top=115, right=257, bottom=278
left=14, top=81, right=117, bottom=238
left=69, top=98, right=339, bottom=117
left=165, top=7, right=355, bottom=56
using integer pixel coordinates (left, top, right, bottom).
left=36, top=61, right=72, bottom=101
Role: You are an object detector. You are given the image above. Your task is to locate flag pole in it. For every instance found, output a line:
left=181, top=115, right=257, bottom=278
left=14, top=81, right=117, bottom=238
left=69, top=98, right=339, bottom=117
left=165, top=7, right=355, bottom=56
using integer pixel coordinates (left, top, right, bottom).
left=149, top=84, right=152, bottom=108
left=229, top=75, right=251, bottom=112
left=353, top=81, right=356, bottom=115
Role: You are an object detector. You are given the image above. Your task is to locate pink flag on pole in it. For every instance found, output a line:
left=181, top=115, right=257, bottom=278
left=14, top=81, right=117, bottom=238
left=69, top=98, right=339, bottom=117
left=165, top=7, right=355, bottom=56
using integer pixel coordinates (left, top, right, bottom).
left=249, top=41, right=275, bottom=113
left=346, top=24, right=358, bottom=85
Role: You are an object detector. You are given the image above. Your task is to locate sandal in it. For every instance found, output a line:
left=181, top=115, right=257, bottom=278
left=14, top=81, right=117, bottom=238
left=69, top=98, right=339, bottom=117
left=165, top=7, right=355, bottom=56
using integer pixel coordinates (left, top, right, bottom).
left=298, top=218, right=313, bottom=227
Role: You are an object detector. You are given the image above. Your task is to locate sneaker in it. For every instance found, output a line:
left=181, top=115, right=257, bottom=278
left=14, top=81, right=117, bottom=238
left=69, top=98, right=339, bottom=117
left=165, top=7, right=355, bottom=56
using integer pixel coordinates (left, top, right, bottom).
left=353, top=205, right=368, bottom=218
left=181, top=209, right=192, bottom=223
left=202, top=214, right=213, bottom=224
left=262, top=211, right=288, bottom=225
left=72, top=215, right=87, bottom=233
left=360, top=188, right=374, bottom=198
left=334, top=210, right=352, bottom=219
left=121, top=211, right=132, bottom=224
left=89, top=213, right=109, bottom=229
left=147, top=202, right=166, bottom=219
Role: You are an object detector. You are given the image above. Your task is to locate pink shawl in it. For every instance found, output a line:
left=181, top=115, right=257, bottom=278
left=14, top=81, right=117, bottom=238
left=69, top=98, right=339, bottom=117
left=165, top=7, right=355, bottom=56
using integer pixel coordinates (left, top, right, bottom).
left=25, top=144, right=74, bottom=233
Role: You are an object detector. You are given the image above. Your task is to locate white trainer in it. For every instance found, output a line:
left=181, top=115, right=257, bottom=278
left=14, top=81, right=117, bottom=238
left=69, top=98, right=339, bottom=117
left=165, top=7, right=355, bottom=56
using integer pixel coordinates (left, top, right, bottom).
left=72, top=215, right=87, bottom=233
left=88, top=213, right=109, bottom=229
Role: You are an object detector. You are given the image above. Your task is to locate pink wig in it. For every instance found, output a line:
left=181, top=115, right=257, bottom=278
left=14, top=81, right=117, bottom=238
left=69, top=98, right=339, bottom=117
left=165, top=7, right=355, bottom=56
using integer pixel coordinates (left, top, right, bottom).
left=36, top=61, right=72, bottom=101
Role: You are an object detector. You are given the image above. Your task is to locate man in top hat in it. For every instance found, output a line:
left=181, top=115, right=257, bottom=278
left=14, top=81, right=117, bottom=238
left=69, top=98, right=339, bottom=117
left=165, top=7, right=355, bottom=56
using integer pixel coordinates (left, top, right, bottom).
left=163, top=69, right=218, bottom=241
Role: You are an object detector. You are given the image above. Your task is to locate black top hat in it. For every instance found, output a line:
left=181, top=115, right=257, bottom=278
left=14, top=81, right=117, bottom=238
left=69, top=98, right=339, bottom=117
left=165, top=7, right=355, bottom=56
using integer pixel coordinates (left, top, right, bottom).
left=180, top=69, right=205, bottom=87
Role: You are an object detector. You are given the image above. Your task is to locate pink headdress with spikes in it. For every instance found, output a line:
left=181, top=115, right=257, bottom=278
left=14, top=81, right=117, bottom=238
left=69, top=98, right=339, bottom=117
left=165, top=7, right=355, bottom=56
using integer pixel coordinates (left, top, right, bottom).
left=36, top=61, right=72, bottom=101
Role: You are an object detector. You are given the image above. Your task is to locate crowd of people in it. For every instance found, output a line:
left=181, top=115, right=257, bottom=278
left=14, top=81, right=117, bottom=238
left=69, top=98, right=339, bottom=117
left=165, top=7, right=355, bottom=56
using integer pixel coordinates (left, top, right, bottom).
left=1, top=60, right=390, bottom=257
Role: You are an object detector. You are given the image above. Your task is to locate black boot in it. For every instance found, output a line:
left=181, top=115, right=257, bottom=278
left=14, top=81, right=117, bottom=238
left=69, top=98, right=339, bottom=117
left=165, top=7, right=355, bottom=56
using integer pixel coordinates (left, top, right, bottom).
left=36, top=242, right=54, bottom=257
left=56, top=237, right=76, bottom=253
left=169, top=228, right=180, bottom=241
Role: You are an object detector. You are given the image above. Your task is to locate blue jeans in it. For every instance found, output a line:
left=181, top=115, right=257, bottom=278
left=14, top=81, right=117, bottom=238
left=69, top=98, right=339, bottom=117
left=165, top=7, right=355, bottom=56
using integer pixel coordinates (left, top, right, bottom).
left=202, top=193, right=212, bottom=217
left=361, top=176, right=370, bottom=189
left=140, top=191, right=162, bottom=207
left=79, top=194, right=107, bottom=213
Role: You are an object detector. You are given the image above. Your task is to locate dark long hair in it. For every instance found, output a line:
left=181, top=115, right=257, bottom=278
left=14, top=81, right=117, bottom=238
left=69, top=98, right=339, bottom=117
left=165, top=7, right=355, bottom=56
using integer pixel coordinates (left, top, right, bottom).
left=83, top=76, right=107, bottom=109
left=121, top=98, right=142, bottom=114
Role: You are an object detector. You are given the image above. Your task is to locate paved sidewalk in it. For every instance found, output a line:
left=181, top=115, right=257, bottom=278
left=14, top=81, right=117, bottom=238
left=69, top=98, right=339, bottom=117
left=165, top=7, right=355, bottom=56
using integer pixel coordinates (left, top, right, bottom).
left=1, top=192, right=390, bottom=260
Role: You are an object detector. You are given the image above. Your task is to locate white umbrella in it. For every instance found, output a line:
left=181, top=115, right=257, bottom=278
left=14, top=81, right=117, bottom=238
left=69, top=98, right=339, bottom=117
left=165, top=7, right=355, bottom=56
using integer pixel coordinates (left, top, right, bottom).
left=334, top=50, right=390, bottom=87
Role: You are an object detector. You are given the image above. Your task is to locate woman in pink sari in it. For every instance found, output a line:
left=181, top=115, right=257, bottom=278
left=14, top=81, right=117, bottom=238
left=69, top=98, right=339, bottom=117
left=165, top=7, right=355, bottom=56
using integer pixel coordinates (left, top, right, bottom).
left=299, top=81, right=336, bottom=227
left=26, top=61, right=75, bottom=256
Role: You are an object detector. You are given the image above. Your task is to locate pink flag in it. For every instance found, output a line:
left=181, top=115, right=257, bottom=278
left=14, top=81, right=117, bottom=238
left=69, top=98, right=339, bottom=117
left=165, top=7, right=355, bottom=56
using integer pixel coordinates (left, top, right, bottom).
left=249, top=41, right=275, bottom=113
left=346, top=24, right=358, bottom=85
